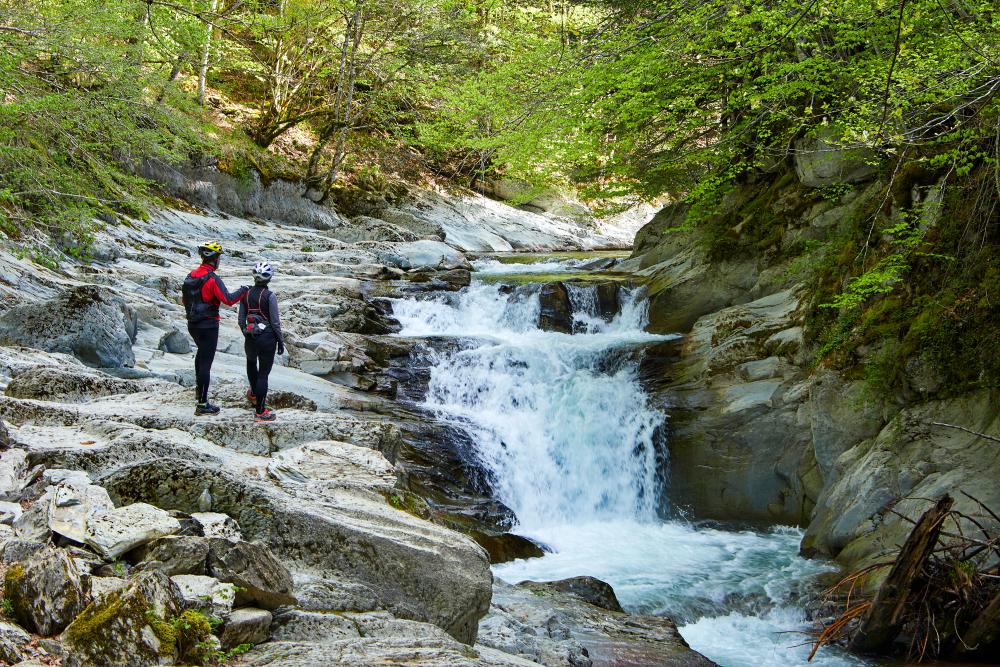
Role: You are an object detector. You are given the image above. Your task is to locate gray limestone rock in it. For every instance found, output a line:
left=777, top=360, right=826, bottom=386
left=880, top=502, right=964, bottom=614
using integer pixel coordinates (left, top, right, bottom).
left=0, top=285, right=137, bottom=368
left=158, top=329, right=191, bottom=354
left=206, top=538, right=296, bottom=610
left=0, top=621, right=32, bottom=665
left=84, top=502, right=182, bottom=559
left=219, top=607, right=272, bottom=650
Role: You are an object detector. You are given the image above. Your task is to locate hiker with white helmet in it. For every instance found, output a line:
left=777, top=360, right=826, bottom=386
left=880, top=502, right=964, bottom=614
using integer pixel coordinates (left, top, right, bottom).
left=238, top=261, right=285, bottom=422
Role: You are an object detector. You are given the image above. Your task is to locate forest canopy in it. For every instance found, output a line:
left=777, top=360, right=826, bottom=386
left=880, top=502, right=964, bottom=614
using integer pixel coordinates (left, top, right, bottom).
left=1, top=0, right=998, bottom=232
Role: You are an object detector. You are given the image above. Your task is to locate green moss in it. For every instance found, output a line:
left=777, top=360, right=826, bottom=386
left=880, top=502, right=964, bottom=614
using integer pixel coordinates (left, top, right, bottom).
left=64, top=588, right=159, bottom=658
left=3, top=563, right=28, bottom=622
left=383, top=490, right=432, bottom=520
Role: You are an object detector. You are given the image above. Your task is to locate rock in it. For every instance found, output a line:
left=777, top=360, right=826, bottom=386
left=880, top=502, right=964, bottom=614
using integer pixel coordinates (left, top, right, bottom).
left=480, top=580, right=717, bottom=667
left=219, top=607, right=271, bottom=650
left=4, top=547, right=90, bottom=636
left=0, top=621, right=32, bottom=665
left=13, top=488, right=53, bottom=542
left=101, top=458, right=492, bottom=644
left=594, top=283, right=619, bottom=321
left=89, top=575, right=127, bottom=598
left=84, top=502, right=182, bottom=559
left=0, top=285, right=137, bottom=368
left=129, top=536, right=210, bottom=576
left=197, top=488, right=212, bottom=512
left=191, top=512, right=242, bottom=540
left=62, top=570, right=185, bottom=667
left=170, top=574, right=236, bottom=618
left=158, top=329, right=191, bottom=354
left=0, top=500, right=22, bottom=525
left=244, top=611, right=540, bottom=666
left=793, top=125, right=878, bottom=187
left=469, top=531, right=545, bottom=565
left=377, top=207, right=447, bottom=241
left=537, top=282, right=573, bottom=333
left=5, top=367, right=149, bottom=402
left=206, top=538, right=296, bottom=610
left=269, top=608, right=359, bottom=641
left=0, top=448, right=28, bottom=502
left=0, top=539, right=45, bottom=564
left=48, top=481, right=115, bottom=544
left=376, top=240, right=470, bottom=272
left=532, top=576, right=624, bottom=613
left=0, top=417, right=10, bottom=450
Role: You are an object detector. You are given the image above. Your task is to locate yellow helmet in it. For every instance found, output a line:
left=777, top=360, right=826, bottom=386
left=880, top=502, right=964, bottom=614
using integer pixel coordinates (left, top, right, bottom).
left=198, top=241, right=223, bottom=259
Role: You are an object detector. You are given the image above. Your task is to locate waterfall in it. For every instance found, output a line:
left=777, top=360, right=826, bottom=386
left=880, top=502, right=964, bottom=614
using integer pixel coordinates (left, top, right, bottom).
left=392, top=282, right=669, bottom=528
left=391, top=266, right=868, bottom=667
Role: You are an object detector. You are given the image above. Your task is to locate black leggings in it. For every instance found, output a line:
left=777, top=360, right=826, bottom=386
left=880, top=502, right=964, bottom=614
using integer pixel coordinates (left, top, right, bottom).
left=188, top=324, right=219, bottom=404
left=245, top=337, right=276, bottom=413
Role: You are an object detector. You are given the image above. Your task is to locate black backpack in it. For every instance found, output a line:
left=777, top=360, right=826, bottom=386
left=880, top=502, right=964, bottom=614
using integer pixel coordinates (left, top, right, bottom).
left=182, top=271, right=215, bottom=323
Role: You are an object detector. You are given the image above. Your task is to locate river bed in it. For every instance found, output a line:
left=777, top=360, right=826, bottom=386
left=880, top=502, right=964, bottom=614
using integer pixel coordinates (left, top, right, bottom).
left=391, top=253, right=870, bottom=667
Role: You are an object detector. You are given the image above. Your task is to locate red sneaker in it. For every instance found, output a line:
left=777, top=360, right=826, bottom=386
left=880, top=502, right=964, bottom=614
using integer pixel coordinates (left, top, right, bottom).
left=246, top=389, right=257, bottom=405
left=254, top=408, right=276, bottom=423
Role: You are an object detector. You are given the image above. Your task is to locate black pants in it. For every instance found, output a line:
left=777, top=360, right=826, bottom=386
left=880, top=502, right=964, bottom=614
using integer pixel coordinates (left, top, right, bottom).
left=245, top=336, right=276, bottom=413
left=188, top=323, right=219, bottom=404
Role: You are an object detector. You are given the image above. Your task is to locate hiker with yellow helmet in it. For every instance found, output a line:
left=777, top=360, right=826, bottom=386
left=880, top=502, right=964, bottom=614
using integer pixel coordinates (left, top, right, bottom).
left=181, top=242, right=250, bottom=415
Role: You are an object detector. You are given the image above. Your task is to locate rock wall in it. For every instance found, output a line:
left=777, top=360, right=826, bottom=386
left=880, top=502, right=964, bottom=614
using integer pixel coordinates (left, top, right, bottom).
left=631, top=157, right=1000, bottom=578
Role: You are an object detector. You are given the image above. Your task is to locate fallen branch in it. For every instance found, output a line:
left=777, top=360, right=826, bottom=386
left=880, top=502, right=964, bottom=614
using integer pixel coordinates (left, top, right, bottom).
left=930, top=421, right=1000, bottom=444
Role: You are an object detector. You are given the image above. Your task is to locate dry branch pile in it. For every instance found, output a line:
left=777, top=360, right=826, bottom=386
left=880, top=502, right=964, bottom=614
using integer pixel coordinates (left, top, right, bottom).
left=809, top=492, right=1000, bottom=662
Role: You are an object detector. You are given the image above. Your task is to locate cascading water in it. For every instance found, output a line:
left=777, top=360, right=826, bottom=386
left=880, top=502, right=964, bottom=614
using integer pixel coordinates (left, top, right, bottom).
left=391, top=257, right=870, bottom=667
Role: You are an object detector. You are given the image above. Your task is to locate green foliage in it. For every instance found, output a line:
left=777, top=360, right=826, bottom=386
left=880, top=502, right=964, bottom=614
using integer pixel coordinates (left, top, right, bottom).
left=0, top=597, right=13, bottom=617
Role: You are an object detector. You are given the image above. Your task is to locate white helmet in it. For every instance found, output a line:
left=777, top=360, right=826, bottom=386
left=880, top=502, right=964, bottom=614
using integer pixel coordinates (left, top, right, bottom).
left=252, top=261, right=274, bottom=281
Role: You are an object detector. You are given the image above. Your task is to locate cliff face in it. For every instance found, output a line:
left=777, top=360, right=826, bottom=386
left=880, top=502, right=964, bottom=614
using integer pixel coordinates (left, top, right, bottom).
left=628, top=148, right=1000, bottom=577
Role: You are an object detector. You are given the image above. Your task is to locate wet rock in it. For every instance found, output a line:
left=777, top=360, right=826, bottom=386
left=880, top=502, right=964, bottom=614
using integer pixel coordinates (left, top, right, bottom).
left=0, top=285, right=137, bottom=368
left=84, top=502, right=182, bottom=559
left=4, top=547, right=90, bottom=636
left=219, top=607, right=271, bottom=650
left=171, top=574, right=236, bottom=618
left=62, top=570, right=184, bottom=667
left=158, top=329, right=191, bottom=354
left=537, top=282, right=573, bottom=333
left=129, top=535, right=210, bottom=576
left=470, top=531, right=545, bottom=565
left=594, top=283, right=620, bottom=322
left=191, top=512, right=242, bottom=540
left=0, top=621, right=32, bottom=664
left=206, top=538, right=296, bottom=610
left=531, top=577, right=624, bottom=613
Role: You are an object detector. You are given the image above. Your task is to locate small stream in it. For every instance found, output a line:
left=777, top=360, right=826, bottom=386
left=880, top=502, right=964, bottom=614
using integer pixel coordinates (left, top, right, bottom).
left=391, top=254, right=869, bottom=667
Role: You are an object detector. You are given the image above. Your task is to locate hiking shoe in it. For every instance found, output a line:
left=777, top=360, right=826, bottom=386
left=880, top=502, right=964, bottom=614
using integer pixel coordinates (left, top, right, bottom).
left=195, top=402, right=221, bottom=416
left=246, top=389, right=257, bottom=405
left=254, top=409, right=276, bottom=423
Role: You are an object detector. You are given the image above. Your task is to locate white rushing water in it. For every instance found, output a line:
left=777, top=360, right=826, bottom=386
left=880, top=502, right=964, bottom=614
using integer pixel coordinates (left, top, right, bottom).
left=391, top=265, right=867, bottom=667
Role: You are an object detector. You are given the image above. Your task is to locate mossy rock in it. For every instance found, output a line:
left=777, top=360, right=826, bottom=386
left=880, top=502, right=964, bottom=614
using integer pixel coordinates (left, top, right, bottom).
left=4, top=548, right=89, bottom=636
left=62, top=570, right=184, bottom=667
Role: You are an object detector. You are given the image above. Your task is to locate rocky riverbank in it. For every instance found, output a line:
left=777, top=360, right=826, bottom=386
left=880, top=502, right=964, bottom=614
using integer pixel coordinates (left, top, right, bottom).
left=622, top=148, right=1000, bottom=591
left=0, top=181, right=713, bottom=665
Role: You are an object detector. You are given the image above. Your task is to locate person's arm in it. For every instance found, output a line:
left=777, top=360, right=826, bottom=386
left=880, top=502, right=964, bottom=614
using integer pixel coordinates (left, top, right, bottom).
left=268, top=291, right=285, bottom=353
left=238, top=299, right=248, bottom=333
left=208, top=274, right=248, bottom=306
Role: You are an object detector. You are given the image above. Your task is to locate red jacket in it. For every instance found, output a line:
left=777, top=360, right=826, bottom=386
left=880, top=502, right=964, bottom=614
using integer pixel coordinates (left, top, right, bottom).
left=189, top=264, right=247, bottom=321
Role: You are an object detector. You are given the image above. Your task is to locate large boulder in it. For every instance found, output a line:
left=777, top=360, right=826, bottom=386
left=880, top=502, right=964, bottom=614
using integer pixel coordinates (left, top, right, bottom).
left=130, top=535, right=211, bottom=576
left=62, top=571, right=185, bottom=667
left=100, top=458, right=493, bottom=644
left=170, top=574, right=236, bottom=618
left=537, top=282, right=573, bottom=333
left=4, top=547, right=90, bottom=635
left=0, top=285, right=137, bottom=368
left=48, top=481, right=115, bottom=544
left=84, top=503, right=182, bottom=559
left=206, top=539, right=296, bottom=610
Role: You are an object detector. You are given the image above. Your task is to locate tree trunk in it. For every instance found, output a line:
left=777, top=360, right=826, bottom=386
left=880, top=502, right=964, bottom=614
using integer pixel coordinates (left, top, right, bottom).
left=197, top=0, right=220, bottom=106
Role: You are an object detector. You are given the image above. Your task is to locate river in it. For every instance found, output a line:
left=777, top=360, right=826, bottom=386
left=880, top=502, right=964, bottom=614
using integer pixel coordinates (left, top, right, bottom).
left=391, top=254, right=869, bottom=667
